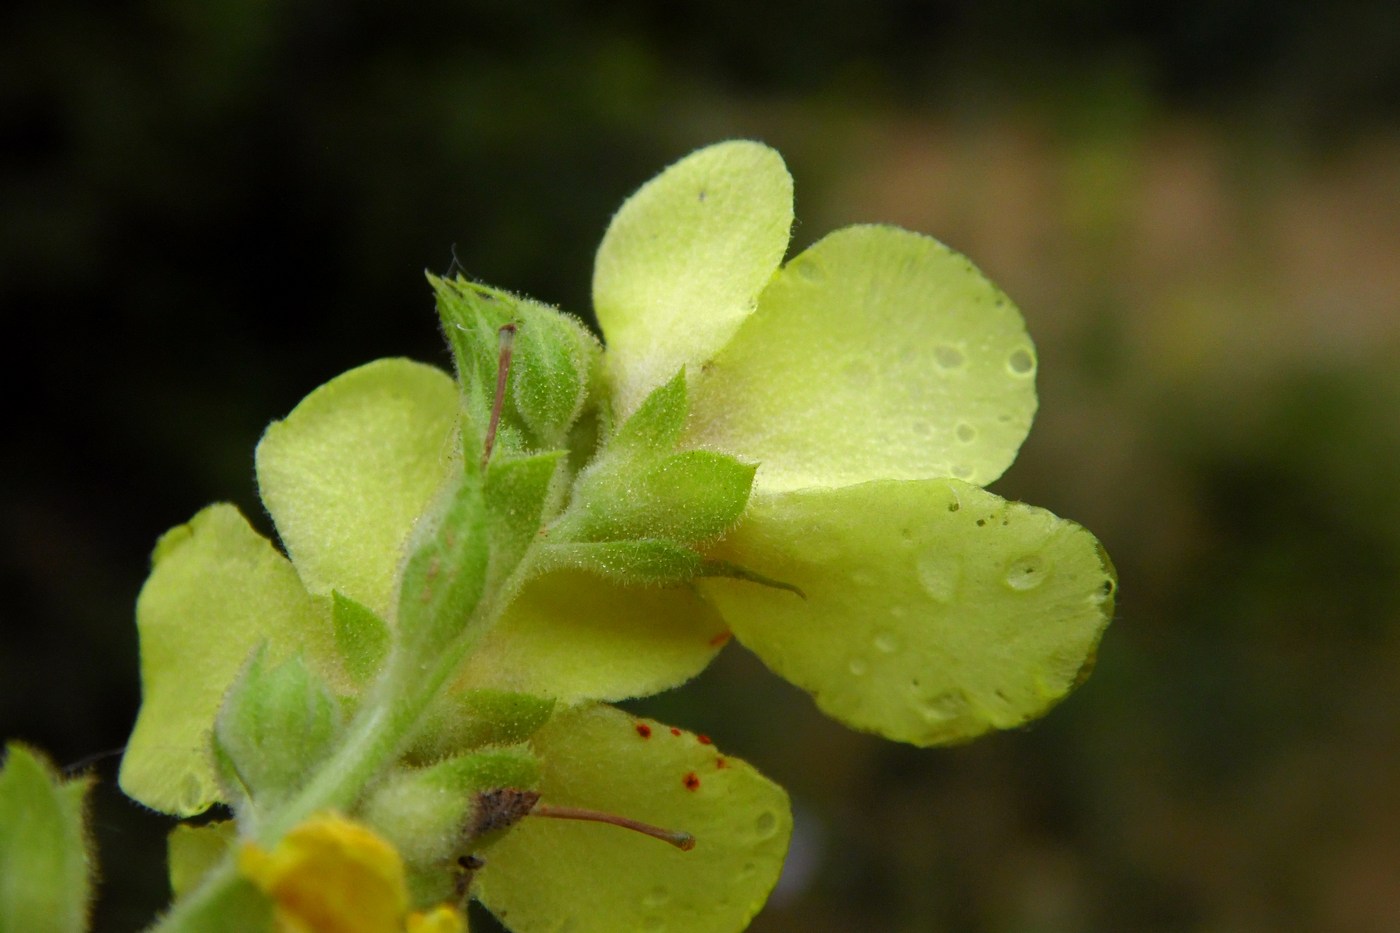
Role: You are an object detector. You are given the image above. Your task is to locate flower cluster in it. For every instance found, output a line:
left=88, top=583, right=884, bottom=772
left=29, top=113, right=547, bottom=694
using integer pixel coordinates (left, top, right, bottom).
left=115, top=141, right=1113, bottom=933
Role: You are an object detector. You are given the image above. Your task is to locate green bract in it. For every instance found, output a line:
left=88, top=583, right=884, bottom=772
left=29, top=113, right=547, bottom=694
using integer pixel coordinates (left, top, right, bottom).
left=213, top=648, right=345, bottom=815
left=117, top=139, right=1114, bottom=933
left=0, top=744, right=94, bottom=933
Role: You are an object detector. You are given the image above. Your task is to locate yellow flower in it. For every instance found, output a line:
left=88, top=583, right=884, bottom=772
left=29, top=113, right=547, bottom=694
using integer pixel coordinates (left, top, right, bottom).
left=239, top=813, right=466, bottom=933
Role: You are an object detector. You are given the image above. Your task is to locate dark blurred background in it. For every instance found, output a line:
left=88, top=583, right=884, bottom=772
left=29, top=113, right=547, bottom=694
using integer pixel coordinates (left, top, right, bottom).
left=3, top=1, right=1398, bottom=930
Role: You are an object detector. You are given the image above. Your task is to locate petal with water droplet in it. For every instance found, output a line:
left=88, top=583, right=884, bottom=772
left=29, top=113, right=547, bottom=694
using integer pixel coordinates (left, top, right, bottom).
left=473, top=705, right=791, bottom=933
left=687, top=226, right=1038, bottom=493
left=701, top=479, right=1114, bottom=746
left=594, top=141, right=794, bottom=417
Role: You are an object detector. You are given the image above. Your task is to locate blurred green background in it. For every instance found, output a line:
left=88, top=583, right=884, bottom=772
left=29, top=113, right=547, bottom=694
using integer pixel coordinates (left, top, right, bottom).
left=3, top=1, right=1398, bottom=930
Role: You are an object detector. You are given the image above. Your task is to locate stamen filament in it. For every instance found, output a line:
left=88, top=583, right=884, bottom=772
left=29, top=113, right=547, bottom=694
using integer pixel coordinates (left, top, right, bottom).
left=482, top=322, right=518, bottom=468
left=530, top=803, right=696, bottom=851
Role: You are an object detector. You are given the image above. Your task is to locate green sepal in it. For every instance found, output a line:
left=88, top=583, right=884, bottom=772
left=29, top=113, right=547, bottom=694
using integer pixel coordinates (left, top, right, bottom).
left=213, top=647, right=344, bottom=813
left=407, top=689, right=556, bottom=762
left=556, top=368, right=756, bottom=547
left=360, top=745, right=542, bottom=896
left=394, top=470, right=490, bottom=663
left=565, top=405, right=603, bottom=477
left=167, top=820, right=236, bottom=899
left=541, top=539, right=704, bottom=586
left=607, top=368, right=687, bottom=454
left=432, top=745, right=542, bottom=796
left=331, top=592, right=390, bottom=686
left=566, top=449, right=756, bottom=544
left=432, top=275, right=599, bottom=455
left=0, top=744, right=93, bottom=933
left=485, top=450, right=566, bottom=587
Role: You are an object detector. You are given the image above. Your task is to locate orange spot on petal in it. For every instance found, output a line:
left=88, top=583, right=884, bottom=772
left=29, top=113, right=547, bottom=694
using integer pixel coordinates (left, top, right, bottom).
left=683, top=772, right=701, bottom=791
left=635, top=723, right=652, bottom=739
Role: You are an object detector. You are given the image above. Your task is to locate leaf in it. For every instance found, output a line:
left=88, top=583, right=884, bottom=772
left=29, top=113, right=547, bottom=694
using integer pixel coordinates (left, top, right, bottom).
left=168, top=821, right=237, bottom=899
left=702, top=479, right=1115, bottom=745
left=255, top=358, right=461, bottom=618
left=121, top=504, right=340, bottom=816
left=452, top=569, right=727, bottom=704
left=395, top=472, right=491, bottom=663
left=687, top=224, right=1039, bottom=493
left=565, top=450, right=756, bottom=545
left=407, top=690, right=556, bottom=762
left=540, top=539, right=704, bottom=587
left=606, top=368, right=688, bottom=454
left=214, top=649, right=345, bottom=811
left=0, top=744, right=93, bottom=933
left=484, top=450, right=566, bottom=586
left=594, top=140, right=794, bottom=417
left=473, top=705, right=791, bottom=933
left=333, top=592, right=391, bottom=686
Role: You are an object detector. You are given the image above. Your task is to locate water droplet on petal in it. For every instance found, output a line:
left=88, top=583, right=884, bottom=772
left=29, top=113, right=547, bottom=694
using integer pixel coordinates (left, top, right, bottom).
left=643, top=887, right=671, bottom=909
left=955, top=422, right=977, bottom=443
left=848, top=656, right=869, bottom=676
left=950, top=463, right=973, bottom=479
left=1008, top=348, right=1036, bottom=375
left=178, top=773, right=204, bottom=814
left=794, top=260, right=824, bottom=283
left=916, top=553, right=962, bottom=603
left=914, top=688, right=970, bottom=723
left=874, top=631, right=899, bottom=653
left=1005, top=555, right=1047, bottom=590
left=934, top=344, right=966, bottom=369
left=755, top=811, right=778, bottom=839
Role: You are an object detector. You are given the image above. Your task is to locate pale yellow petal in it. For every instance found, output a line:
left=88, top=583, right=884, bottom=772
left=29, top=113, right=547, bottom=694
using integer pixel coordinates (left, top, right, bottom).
left=689, top=225, right=1038, bottom=492
left=594, top=141, right=793, bottom=416
left=454, top=570, right=727, bottom=703
left=702, top=480, right=1114, bottom=745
